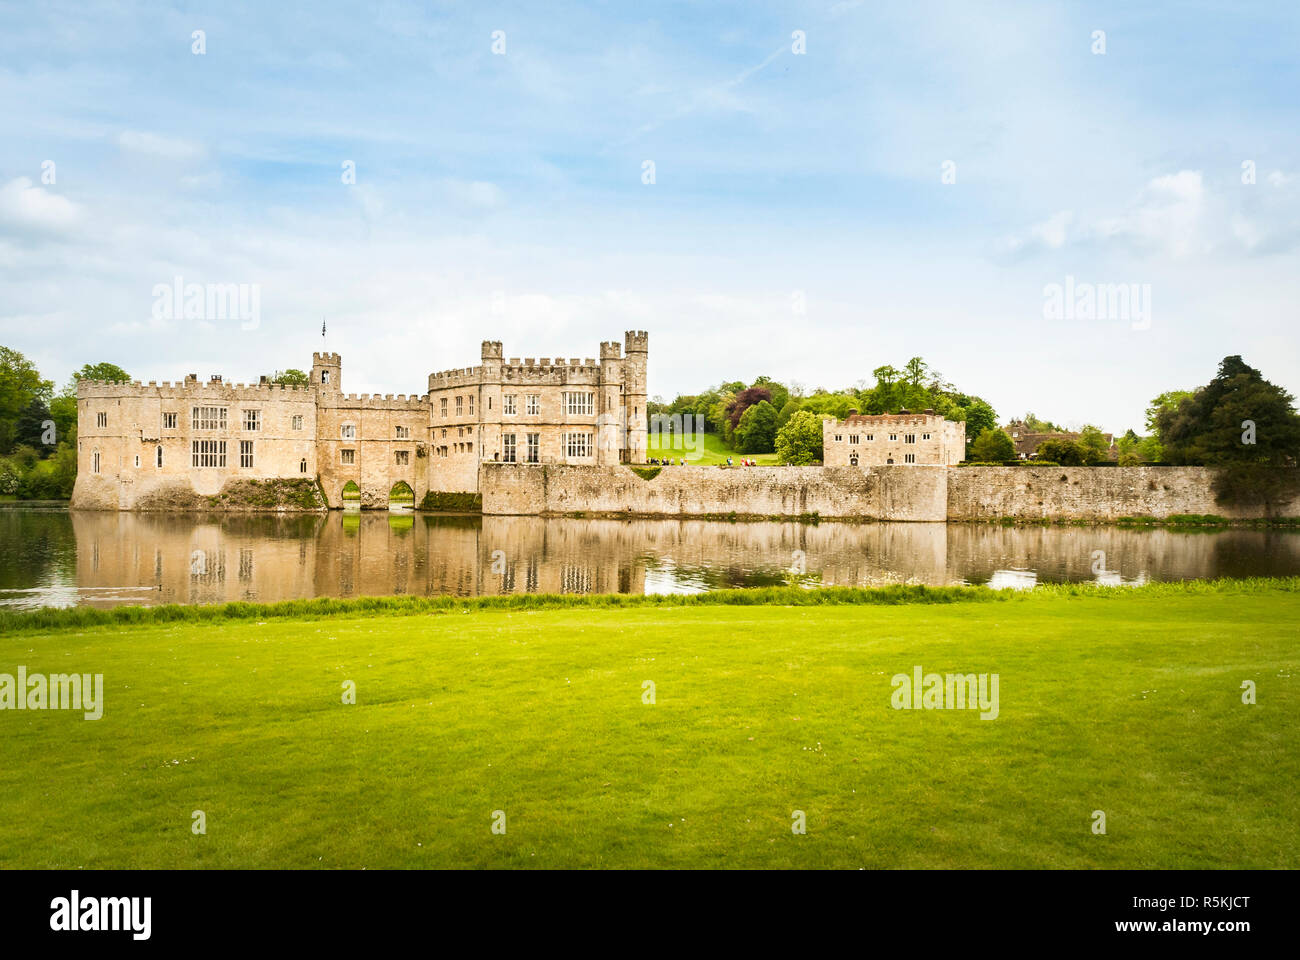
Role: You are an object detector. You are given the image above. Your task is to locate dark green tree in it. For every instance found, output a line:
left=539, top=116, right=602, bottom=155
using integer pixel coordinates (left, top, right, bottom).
left=970, top=428, right=1015, bottom=462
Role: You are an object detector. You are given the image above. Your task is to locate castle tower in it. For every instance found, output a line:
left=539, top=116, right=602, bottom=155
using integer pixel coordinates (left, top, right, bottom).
left=598, top=341, right=624, bottom=465
left=623, top=330, right=648, bottom=464
left=479, top=341, right=503, bottom=461
left=312, top=352, right=341, bottom=391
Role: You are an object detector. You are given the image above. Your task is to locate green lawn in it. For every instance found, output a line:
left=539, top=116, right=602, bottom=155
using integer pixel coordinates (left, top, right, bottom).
left=1, top=582, right=1296, bottom=868
left=647, top=430, right=779, bottom=465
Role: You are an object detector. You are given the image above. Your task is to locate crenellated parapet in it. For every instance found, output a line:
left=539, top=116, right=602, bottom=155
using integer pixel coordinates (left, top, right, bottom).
left=76, top=379, right=316, bottom=401
left=319, top=392, right=430, bottom=411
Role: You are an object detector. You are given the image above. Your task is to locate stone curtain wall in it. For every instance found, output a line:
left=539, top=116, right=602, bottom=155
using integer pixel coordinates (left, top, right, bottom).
left=483, top=464, right=1300, bottom=521
left=480, top=464, right=950, bottom=520
left=946, top=466, right=1299, bottom=520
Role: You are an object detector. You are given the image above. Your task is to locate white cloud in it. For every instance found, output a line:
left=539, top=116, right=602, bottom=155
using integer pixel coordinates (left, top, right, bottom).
left=0, top=177, right=83, bottom=235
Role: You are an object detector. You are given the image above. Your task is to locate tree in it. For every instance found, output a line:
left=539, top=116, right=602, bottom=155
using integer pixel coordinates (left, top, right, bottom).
left=0, top=346, right=53, bottom=454
left=776, top=398, right=802, bottom=430
left=1156, top=356, right=1300, bottom=466
left=1035, top=438, right=1085, bottom=465
left=1021, top=412, right=1064, bottom=433
left=725, top=387, right=773, bottom=433
left=735, top=400, right=778, bottom=454
left=1077, top=425, right=1112, bottom=464
left=65, top=362, right=130, bottom=393
left=970, top=428, right=1015, bottom=462
left=14, top=397, right=53, bottom=449
left=1145, top=389, right=1193, bottom=435
left=273, top=369, right=310, bottom=386
left=775, top=410, right=825, bottom=464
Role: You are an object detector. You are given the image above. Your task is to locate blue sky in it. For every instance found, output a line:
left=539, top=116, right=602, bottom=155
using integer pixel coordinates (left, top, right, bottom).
left=1, top=0, right=1298, bottom=433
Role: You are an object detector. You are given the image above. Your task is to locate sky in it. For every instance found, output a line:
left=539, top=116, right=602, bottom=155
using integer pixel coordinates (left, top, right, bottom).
left=1, top=0, right=1298, bottom=434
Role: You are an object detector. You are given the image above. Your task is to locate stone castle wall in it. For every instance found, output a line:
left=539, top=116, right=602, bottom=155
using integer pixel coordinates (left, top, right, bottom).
left=945, top=466, right=1299, bottom=520
left=481, top=464, right=1300, bottom=521
left=480, top=464, right=950, bottom=520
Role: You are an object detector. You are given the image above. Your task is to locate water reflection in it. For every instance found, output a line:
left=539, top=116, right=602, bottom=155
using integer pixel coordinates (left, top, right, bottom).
left=1, top=508, right=1298, bottom=610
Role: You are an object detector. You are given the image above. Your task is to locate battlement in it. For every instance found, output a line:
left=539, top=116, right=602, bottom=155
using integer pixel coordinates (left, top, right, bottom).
left=313, top=352, right=341, bottom=364
left=624, top=330, right=649, bottom=352
left=77, top=379, right=316, bottom=400
left=324, top=392, right=429, bottom=411
left=481, top=341, right=503, bottom=360
left=427, top=365, right=485, bottom=389
left=600, top=341, right=622, bottom=360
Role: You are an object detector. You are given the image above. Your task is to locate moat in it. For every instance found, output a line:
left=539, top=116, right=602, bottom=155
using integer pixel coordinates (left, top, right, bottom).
left=4, top=507, right=1299, bottom=610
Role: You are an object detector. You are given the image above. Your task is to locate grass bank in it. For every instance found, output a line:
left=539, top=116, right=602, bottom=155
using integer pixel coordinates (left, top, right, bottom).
left=2, top=579, right=1296, bottom=868
left=647, top=430, right=778, bottom=465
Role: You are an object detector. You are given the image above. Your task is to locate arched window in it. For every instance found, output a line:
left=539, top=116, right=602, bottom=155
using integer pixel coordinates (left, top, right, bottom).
left=849, top=454, right=859, bottom=466
left=92, top=449, right=101, bottom=473
left=156, top=445, right=163, bottom=468
left=300, top=458, right=308, bottom=474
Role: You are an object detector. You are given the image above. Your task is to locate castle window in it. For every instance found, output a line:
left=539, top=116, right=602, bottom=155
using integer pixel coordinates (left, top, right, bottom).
left=526, top=395, right=539, bottom=415
left=468, top=395, right=474, bottom=415
left=922, top=433, right=931, bottom=440
left=889, top=433, right=897, bottom=441
left=96, top=412, right=107, bottom=428
left=162, top=412, right=177, bottom=430
left=341, top=449, right=355, bottom=465
left=321, top=370, right=330, bottom=384
left=395, top=450, right=410, bottom=466
left=865, top=434, right=874, bottom=441
left=502, top=433, right=517, bottom=462
left=467, top=442, right=472, bottom=452
left=134, top=455, right=140, bottom=468
left=299, top=458, right=307, bottom=474
left=92, top=450, right=100, bottom=473
left=243, top=409, right=261, bottom=431
left=565, top=392, right=594, bottom=416
left=849, top=434, right=859, bottom=444
left=156, top=445, right=163, bottom=468
left=441, top=428, right=447, bottom=438
left=904, top=434, right=916, bottom=444
left=192, top=406, right=227, bottom=431
left=455, top=396, right=463, bottom=416
left=526, top=433, right=540, bottom=463
left=440, top=398, right=448, bottom=417
left=503, top=394, right=517, bottom=415
left=395, top=425, right=410, bottom=439
left=192, top=440, right=227, bottom=468
left=565, top=432, right=594, bottom=458
left=292, top=415, right=303, bottom=430
left=849, top=454, right=858, bottom=466
left=240, top=440, right=254, bottom=468
left=341, top=424, right=356, bottom=440
left=904, top=453, right=916, bottom=463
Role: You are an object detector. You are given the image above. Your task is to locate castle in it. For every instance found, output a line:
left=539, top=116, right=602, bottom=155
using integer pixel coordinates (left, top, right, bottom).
left=822, top=410, right=966, bottom=467
left=71, top=331, right=648, bottom=509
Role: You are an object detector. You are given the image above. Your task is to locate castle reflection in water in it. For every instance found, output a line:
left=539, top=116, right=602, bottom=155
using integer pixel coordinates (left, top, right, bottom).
left=2, top=508, right=1299, bottom=610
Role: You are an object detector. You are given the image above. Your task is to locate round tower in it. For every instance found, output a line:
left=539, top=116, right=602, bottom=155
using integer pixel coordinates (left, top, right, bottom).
left=623, top=330, right=648, bottom=463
